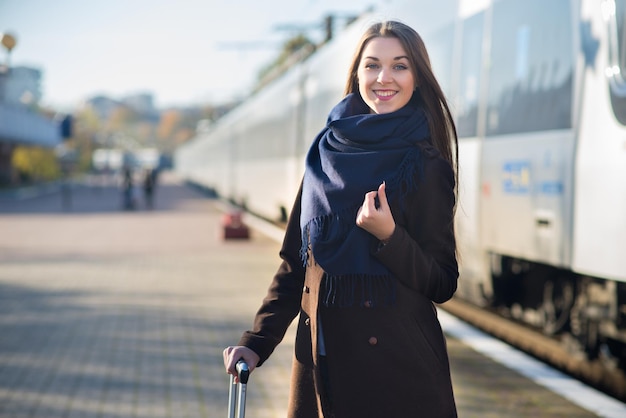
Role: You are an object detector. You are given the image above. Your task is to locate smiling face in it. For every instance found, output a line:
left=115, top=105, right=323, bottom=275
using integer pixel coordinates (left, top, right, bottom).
left=357, top=36, right=416, bottom=114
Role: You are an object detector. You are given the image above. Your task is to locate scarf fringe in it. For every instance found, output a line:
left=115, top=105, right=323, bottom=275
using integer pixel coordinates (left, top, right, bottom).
left=321, top=273, right=397, bottom=308
left=299, top=204, right=361, bottom=267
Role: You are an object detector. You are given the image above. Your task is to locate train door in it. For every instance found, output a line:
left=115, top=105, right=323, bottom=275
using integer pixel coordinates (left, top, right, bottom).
left=572, top=0, right=626, bottom=284
left=479, top=0, right=577, bottom=268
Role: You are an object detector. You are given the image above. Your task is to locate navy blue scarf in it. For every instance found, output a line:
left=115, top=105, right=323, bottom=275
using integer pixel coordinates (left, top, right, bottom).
left=300, top=93, right=430, bottom=307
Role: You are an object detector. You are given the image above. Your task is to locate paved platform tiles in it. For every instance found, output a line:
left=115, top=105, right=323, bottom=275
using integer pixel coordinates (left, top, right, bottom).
left=0, top=173, right=605, bottom=417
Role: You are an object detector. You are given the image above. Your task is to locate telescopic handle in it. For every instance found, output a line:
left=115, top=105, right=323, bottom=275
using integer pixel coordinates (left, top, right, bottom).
left=228, top=360, right=250, bottom=418
left=236, top=360, right=250, bottom=384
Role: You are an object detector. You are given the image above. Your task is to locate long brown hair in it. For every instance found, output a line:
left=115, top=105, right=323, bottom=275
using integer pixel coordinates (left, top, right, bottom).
left=344, top=21, right=459, bottom=193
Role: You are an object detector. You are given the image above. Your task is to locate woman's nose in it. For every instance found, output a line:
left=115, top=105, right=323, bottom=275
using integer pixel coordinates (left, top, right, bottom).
left=377, top=69, right=392, bottom=84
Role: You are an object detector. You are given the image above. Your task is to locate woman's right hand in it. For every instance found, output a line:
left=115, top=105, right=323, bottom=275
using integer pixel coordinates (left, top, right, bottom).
left=223, top=346, right=260, bottom=383
left=356, top=181, right=395, bottom=241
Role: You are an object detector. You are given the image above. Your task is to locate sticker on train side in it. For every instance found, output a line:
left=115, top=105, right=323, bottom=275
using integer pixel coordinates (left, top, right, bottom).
left=502, top=161, right=564, bottom=195
left=502, top=160, right=531, bottom=194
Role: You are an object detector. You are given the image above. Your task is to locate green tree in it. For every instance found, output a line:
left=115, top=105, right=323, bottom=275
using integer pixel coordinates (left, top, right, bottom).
left=255, top=34, right=316, bottom=91
left=12, top=146, right=61, bottom=182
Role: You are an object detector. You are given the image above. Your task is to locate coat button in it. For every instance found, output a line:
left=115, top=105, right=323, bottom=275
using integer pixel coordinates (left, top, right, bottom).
left=303, top=286, right=310, bottom=293
left=363, top=300, right=373, bottom=308
left=368, top=337, right=378, bottom=346
left=305, top=318, right=311, bottom=326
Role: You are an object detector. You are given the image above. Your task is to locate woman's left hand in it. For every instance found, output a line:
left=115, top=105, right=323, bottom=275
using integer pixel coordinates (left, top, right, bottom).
left=356, top=181, right=396, bottom=241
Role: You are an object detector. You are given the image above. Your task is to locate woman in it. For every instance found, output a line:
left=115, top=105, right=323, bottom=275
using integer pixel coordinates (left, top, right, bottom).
left=224, top=20, right=459, bottom=418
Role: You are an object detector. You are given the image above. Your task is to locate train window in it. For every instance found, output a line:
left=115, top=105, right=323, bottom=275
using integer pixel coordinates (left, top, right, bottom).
left=486, top=0, right=573, bottom=136
left=608, top=0, right=626, bottom=124
left=425, top=24, right=455, bottom=98
left=456, top=12, right=485, bottom=138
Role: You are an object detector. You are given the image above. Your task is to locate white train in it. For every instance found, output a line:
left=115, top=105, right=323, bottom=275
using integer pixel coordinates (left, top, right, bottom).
left=176, top=0, right=626, bottom=366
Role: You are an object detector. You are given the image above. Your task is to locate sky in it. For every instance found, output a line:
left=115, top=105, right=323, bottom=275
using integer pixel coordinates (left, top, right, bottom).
left=0, top=0, right=390, bottom=110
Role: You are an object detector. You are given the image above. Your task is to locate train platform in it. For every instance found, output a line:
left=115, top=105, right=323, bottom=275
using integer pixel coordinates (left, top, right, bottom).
left=0, top=172, right=623, bottom=418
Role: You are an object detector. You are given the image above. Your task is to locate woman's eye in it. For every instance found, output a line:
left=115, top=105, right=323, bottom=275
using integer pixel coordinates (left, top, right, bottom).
left=365, top=63, right=379, bottom=70
left=394, top=64, right=408, bottom=70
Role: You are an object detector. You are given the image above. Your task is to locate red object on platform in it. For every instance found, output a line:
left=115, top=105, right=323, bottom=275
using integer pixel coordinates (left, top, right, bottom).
left=222, top=211, right=250, bottom=240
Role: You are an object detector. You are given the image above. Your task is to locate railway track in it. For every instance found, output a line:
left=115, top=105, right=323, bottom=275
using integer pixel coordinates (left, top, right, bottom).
left=440, top=297, right=626, bottom=403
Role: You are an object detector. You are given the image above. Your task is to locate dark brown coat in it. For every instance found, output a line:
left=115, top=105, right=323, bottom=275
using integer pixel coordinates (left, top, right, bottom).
left=240, top=145, right=458, bottom=418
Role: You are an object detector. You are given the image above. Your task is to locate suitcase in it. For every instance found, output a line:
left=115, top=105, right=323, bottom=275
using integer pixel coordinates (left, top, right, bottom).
left=228, top=360, right=250, bottom=418
left=222, top=212, right=250, bottom=240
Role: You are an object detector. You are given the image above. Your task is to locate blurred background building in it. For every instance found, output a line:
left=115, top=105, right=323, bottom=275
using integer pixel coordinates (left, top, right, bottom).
left=2, top=65, right=42, bottom=106
left=0, top=32, right=66, bottom=186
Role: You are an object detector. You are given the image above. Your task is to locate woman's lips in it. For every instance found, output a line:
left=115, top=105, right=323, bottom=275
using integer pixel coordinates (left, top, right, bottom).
left=374, top=90, right=397, bottom=101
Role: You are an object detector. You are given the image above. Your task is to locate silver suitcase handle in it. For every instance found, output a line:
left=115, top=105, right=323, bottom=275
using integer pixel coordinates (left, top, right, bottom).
left=228, top=360, right=250, bottom=418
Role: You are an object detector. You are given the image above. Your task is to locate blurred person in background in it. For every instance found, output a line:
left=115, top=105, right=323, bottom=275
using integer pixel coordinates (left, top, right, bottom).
left=142, top=168, right=157, bottom=209
left=121, top=166, right=135, bottom=210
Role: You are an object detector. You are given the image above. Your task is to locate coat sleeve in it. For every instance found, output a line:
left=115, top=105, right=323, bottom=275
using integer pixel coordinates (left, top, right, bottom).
left=373, top=151, right=458, bottom=304
left=238, top=184, right=305, bottom=366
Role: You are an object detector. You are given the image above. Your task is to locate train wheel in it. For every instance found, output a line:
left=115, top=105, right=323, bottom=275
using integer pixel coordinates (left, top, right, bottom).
left=541, top=277, right=574, bottom=335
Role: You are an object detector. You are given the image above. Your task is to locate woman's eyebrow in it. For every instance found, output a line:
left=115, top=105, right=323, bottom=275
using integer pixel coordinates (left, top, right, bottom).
left=363, top=55, right=409, bottom=61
